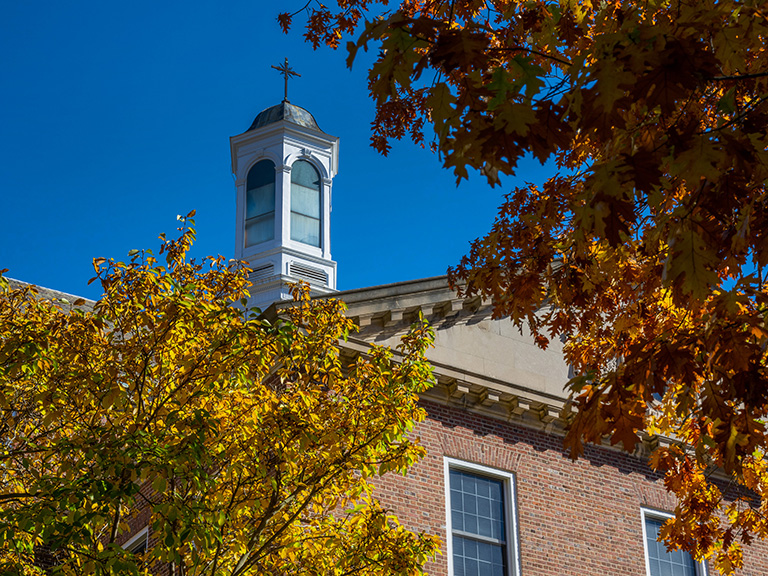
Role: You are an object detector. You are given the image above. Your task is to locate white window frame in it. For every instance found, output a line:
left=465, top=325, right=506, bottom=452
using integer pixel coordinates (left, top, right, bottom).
left=444, top=457, right=522, bottom=576
left=641, top=508, right=707, bottom=576
left=122, top=526, right=149, bottom=554
left=244, top=159, right=277, bottom=248
left=289, top=159, right=322, bottom=248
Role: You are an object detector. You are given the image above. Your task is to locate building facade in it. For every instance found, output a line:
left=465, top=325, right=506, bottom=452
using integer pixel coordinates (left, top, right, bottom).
left=333, top=278, right=768, bottom=576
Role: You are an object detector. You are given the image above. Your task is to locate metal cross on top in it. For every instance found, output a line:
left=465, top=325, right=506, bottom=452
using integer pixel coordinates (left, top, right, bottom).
left=271, top=57, right=301, bottom=102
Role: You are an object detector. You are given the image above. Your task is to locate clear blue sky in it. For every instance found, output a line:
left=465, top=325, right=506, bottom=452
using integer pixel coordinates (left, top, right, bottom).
left=1, top=0, right=552, bottom=300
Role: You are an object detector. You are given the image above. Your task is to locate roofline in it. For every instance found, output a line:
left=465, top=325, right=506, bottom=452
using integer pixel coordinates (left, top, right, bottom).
left=4, top=277, right=98, bottom=312
left=328, top=275, right=452, bottom=303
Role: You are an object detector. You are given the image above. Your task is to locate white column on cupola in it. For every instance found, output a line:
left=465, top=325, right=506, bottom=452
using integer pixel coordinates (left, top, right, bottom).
left=321, top=177, right=333, bottom=261
left=229, top=59, right=339, bottom=311
left=276, top=163, right=292, bottom=251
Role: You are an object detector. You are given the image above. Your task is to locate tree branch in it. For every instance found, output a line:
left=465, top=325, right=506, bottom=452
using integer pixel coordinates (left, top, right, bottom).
left=712, top=71, right=768, bottom=81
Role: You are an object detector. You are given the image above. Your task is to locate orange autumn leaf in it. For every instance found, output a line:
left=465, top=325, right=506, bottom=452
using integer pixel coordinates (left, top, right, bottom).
left=285, top=0, right=768, bottom=572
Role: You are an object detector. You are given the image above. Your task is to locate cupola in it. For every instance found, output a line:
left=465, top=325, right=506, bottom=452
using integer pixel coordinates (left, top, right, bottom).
left=230, top=62, right=339, bottom=310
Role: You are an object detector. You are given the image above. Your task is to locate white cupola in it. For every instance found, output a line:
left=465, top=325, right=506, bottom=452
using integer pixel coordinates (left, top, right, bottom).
left=230, top=98, right=339, bottom=310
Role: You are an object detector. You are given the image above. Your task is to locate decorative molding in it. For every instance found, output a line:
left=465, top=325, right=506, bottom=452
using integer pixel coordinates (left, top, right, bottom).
left=385, top=308, right=405, bottom=325
left=442, top=299, right=464, bottom=317
left=420, top=303, right=436, bottom=317
left=357, top=313, right=374, bottom=328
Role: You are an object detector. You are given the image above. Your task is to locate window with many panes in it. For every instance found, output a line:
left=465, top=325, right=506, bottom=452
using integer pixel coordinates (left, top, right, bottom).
left=290, top=160, right=321, bottom=247
left=642, top=509, right=707, bottom=576
left=445, top=459, right=520, bottom=576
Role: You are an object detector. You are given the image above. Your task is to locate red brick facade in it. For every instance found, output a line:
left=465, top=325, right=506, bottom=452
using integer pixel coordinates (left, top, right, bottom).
left=116, top=481, right=166, bottom=576
left=375, top=400, right=768, bottom=576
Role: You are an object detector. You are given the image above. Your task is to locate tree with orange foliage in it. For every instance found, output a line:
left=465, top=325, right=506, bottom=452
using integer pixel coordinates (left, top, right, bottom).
left=284, top=1, right=768, bottom=572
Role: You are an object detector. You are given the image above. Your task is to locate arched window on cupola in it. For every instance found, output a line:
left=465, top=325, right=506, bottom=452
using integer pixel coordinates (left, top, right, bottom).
left=245, top=160, right=276, bottom=247
left=290, top=160, right=321, bottom=247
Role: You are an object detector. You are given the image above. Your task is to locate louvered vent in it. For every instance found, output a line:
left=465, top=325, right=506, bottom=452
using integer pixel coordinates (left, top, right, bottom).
left=250, top=263, right=274, bottom=281
left=289, top=262, right=327, bottom=286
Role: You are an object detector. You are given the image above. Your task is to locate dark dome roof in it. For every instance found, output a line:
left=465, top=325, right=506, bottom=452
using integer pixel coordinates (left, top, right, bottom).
left=248, top=101, right=321, bottom=132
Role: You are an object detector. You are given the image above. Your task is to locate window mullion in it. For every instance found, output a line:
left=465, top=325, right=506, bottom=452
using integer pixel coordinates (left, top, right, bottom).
left=452, top=528, right=505, bottom=546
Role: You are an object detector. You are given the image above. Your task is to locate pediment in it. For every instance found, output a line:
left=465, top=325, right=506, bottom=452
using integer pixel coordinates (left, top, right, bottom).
left=334, top=276, right=572, bottom=430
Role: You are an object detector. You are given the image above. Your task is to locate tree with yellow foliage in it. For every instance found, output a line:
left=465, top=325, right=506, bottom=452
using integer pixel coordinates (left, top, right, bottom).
left=284, top=0, right=768, bottom=572
left=0, top=215, right=439, bottom=576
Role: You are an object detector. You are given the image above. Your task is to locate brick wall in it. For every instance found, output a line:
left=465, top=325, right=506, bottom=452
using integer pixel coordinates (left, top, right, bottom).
left=375, top=400, right=768, bottom=576
left=117, top=480, right=168, bottom=576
